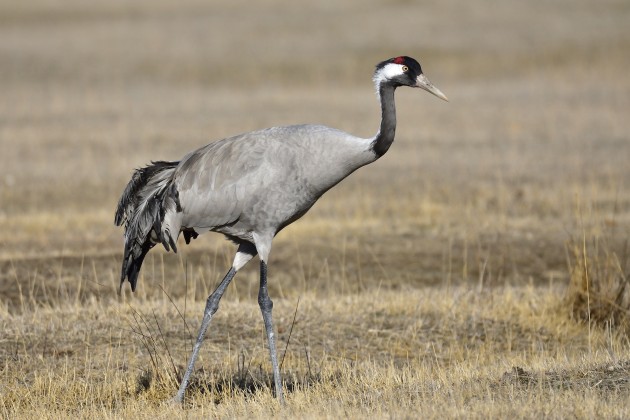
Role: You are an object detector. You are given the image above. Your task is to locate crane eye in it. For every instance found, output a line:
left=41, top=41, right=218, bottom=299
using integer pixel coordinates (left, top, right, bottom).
left=402, top=65, right=409, bottom=72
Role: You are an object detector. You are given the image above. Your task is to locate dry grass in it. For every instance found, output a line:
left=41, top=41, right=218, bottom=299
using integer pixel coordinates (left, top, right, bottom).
left=2, top=287, right=630, bottom=418
left=1, top=0, right=630, bottom=418
left=566, top=225, right=630, bottom=333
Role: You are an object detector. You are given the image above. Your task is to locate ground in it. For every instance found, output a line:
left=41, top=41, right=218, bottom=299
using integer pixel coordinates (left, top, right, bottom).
left=1, top=0, right=629, bottom=418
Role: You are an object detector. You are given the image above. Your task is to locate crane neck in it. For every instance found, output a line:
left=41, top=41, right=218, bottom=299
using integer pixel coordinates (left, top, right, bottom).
left=370, top=83, right=397, bottom=158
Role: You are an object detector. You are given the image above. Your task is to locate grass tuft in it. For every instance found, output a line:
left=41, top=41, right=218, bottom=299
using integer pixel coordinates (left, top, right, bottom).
left=565, top=228, right=630, bottom=335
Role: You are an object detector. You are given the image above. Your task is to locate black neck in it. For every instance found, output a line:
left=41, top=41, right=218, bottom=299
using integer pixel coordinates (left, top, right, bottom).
left=370, top=83, right=397, bottom=158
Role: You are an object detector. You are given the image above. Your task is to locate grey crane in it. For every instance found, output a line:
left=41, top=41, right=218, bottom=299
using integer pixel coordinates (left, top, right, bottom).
left=115, top=56, right=447, bottom=404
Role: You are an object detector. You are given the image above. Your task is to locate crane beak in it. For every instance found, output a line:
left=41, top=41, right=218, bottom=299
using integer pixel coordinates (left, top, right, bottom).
left=415, top=74, right=449, bottom=102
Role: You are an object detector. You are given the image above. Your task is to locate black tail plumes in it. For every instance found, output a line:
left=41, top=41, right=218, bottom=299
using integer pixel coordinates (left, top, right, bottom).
left=115, top=161, right=180, bottom=292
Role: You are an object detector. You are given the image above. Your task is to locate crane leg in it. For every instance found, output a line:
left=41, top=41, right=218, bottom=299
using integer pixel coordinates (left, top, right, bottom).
left=258, top=260, right=285, bottom=404
left=173, top=266, right=236, bottom=403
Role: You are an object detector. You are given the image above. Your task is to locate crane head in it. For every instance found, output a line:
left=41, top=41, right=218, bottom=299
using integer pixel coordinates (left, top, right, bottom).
left=373, top=56, right=448, bottom=102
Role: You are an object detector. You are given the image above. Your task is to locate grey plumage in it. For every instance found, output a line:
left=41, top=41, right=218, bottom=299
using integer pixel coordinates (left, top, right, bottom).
left=115, top=56, right=447, bottom=404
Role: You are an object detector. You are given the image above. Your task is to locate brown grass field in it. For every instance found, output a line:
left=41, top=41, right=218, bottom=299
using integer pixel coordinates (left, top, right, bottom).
left=1, top=0, right=630, bottom=418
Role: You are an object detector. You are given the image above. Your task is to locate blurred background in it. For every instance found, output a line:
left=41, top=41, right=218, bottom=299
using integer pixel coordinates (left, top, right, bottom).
left=0, top=0, right=629, bottom=304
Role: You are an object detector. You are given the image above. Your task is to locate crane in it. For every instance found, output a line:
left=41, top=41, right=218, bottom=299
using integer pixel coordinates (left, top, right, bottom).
left=115, top=56, right=447, bottom=404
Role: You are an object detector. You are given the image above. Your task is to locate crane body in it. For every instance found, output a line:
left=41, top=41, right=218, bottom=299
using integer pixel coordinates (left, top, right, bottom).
left=115, top=56, right=447, bottom=404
